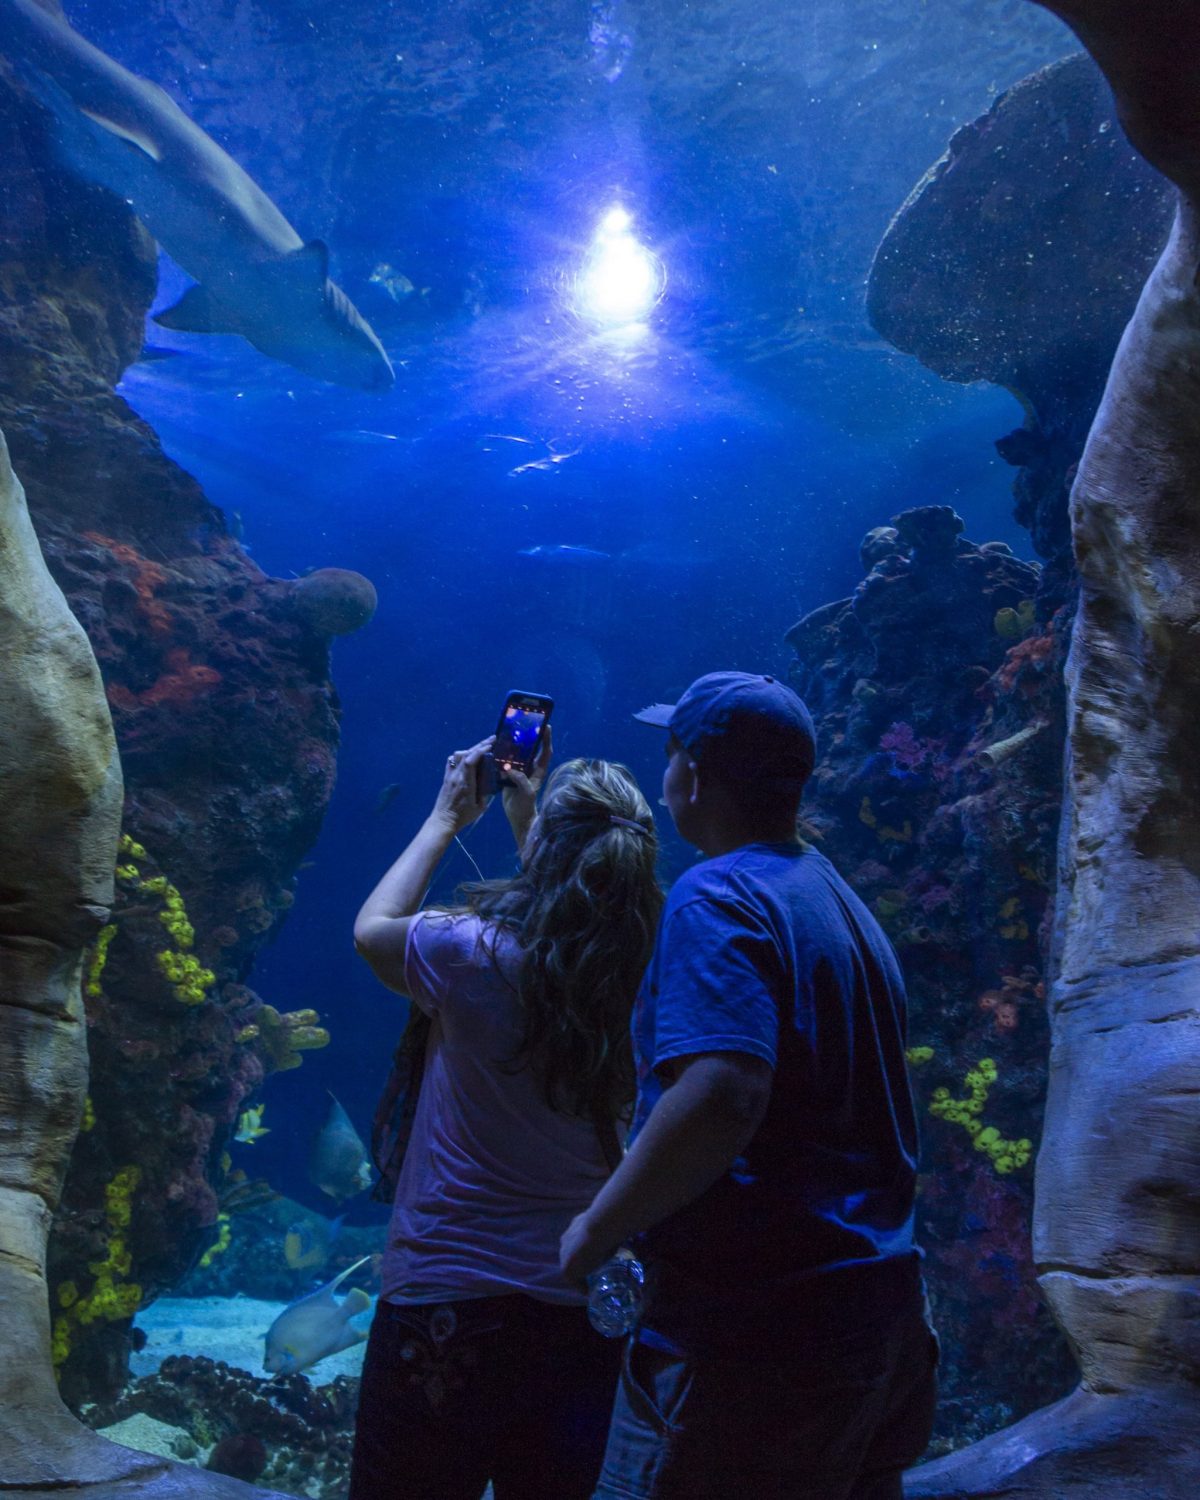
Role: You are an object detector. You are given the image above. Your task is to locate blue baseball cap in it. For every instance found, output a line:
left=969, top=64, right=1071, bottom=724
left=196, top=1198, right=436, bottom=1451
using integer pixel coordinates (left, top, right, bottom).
left=634, top=671, right=817, bottom=784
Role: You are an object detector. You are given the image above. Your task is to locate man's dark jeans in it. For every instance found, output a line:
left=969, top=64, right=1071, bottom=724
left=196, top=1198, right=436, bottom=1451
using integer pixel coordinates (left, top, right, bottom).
left=349, top=1295, right=620, bottom=1500
left=594, top=1294, right=939, bottom=1499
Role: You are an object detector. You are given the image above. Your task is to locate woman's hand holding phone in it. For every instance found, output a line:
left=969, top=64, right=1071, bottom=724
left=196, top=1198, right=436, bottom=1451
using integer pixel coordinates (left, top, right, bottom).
left=503, top=726, right=552, bottom=856
left=430, top=738, right=496, bottom=834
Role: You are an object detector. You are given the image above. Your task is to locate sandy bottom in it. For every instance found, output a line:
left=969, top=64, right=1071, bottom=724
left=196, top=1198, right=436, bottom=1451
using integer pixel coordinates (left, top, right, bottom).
left=132, top=1295, right=369, bottom=1382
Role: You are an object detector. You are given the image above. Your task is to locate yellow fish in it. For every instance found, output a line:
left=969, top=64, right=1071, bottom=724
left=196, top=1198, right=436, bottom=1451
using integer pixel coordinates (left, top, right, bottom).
left=284, top=1213, right=345, bottom=1272
left=235, top=1103, right=270, bottom=1144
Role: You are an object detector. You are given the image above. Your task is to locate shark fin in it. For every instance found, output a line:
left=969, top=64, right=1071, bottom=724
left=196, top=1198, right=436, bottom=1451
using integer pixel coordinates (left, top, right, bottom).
left=153, top=283, right=239, bottom=335
left=77, top=107, right=163, bottom=161
left=276, top=240, right=332, bottom=287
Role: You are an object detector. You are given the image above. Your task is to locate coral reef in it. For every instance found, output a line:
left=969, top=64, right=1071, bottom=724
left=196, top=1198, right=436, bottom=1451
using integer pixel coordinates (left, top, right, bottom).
left=84, top=1355, right=360, bottom=1500
left=0, top=62, right=370, bottom=1404
left=790, top=504, right=1076, bottom=1449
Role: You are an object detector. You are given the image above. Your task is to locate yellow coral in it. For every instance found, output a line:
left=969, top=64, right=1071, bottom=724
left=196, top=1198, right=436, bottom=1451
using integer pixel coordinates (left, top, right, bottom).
left=53, top=1165, right=144, bottom=1371
left=253, top=1004, right=331, bottom=1072
left=906, top=1045, right=934, bottom=1065
left=994, top=599, right=1036, bottom=639
left=198, top=1212, right=232, bottom=1269
left=928, top=1058, right=1031, bottom=1175
left=81, top=1095, right=95, bottom=1133
left=85, top=924, right=118, bottom=998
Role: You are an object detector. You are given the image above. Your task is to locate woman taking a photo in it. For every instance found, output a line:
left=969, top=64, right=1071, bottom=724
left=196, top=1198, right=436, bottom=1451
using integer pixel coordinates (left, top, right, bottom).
left=349, top=734, right=661, bottom=1500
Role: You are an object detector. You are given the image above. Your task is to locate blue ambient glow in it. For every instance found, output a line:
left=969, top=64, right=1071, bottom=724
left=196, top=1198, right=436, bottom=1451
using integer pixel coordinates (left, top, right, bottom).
left=574, top=206, right=665, bottom=328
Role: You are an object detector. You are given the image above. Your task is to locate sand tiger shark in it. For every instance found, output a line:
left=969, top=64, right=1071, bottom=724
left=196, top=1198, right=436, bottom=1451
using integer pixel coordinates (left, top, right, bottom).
left=1, top=0, right=395, bottom=390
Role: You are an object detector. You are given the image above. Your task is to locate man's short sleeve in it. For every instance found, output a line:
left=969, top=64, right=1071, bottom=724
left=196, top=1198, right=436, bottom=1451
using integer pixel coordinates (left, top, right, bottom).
left=650, top=895, right=781, bottom=1072
left=403, top=911, right=472, bottom=1016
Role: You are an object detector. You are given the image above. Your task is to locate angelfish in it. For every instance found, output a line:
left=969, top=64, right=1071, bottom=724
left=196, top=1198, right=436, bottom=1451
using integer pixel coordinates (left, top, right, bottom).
left=263, top=1256, right=374, bottom=1375
left=309, top=1093, right=374, bottom=1203
left=1, top=0, right=394, bottom=391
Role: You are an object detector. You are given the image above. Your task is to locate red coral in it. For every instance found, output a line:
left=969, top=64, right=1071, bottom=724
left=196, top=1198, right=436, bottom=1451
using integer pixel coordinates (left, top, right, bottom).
left=995, top=631, right=1055, bottom=696
left=85, top=531, right=173, bottom=636
left=139, top=649, right=222, bottom=707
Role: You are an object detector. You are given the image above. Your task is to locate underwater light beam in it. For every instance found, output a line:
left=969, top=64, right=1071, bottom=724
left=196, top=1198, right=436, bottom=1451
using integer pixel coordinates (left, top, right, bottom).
left=574, top=206, right=665, bottom=328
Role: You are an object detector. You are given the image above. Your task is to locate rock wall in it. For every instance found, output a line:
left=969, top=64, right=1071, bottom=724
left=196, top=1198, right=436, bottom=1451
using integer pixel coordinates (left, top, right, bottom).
left=0, top=62, right=370, bottom=1404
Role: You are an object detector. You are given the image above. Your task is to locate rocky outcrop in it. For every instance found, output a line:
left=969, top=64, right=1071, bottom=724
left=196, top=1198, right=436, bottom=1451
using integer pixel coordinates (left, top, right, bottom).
left=867, top=54, right=1173, bottom=593
left=898, top=1, right=1200, bottom=1492
left=0, top=60, right=372, bottom=1406
left=0, top=423, right=287, bottom=1498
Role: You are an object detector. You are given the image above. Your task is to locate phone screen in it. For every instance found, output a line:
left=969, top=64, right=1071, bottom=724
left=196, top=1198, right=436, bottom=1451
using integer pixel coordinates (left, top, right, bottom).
left=493, top=695, right=551, bottom=774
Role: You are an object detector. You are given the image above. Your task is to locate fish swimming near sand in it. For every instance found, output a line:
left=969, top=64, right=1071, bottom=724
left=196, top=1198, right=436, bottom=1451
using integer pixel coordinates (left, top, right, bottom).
left=309, top=1093, right=374, bottom=1203
left=1, top=0, right=394, bottom=391
left=263, top=1255, right=374, bottom=1375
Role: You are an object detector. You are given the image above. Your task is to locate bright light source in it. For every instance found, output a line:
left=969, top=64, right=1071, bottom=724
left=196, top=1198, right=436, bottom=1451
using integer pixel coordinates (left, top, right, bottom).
left=600, top=205, right=632, bottom=234
left=574, top=205, right=665, bottom=328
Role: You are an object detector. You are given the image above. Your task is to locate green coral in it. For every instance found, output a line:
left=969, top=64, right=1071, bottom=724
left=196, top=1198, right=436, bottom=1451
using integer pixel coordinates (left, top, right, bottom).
left=994, top=599, right=1037, bottom=639
left=929, top=1058, right=1032, bottom=1175
left=52, top=1165, right=144, bottom=1371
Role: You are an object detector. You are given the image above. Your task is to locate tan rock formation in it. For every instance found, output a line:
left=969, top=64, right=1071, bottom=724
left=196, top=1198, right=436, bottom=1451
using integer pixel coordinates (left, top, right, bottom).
left=908, top=2, right=1200, bottom=1494
left=0, top=428, right=280, bottom=1496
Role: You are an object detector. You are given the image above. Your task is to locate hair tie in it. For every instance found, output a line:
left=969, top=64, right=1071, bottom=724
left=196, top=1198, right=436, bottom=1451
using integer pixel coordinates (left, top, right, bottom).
left=609, top=814, right=651, bottom=836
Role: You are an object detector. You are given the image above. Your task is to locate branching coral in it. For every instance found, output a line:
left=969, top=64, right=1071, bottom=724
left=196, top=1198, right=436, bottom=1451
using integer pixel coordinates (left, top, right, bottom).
left=237, top=1003, right=330, bottom=1073
left=53, top=1165, right=144, bottom=1371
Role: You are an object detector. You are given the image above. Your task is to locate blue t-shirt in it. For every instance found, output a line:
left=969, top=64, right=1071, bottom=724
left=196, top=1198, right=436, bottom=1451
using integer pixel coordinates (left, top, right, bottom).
left=630, top=841, right=920, bottom=1354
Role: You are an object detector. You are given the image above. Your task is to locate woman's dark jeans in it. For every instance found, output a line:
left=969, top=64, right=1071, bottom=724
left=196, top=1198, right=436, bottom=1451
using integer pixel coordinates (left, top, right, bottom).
left=349, top=1294, right=621, bottom=1500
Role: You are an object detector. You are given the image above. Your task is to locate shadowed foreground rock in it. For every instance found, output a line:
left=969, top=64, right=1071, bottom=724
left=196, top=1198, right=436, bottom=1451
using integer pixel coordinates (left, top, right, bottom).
left=0, top=428, right=287, bottom=1496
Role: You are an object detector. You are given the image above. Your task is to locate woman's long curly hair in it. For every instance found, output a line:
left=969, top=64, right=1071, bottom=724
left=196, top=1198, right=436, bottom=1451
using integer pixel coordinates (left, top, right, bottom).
left=459, top=758, right=662, bottom=1123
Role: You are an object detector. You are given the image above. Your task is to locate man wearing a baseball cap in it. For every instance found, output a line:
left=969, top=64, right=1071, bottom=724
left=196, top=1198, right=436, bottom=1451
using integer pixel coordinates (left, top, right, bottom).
left=561, top=671, right=936, bottom=1498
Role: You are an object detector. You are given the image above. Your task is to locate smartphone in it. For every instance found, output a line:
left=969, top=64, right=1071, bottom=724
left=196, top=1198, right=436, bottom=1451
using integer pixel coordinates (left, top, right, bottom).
left=489, top=691, right=554, bottom=790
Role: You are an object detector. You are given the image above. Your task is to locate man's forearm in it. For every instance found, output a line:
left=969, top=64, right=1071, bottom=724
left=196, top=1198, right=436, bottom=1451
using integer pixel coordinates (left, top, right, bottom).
left=581, top=1058, right=768, bottom=1250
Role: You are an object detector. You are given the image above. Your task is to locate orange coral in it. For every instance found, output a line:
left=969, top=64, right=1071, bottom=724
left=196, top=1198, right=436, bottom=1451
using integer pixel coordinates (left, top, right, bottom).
left=139, top=648, right=221, bottom=706
left=85, top=532, right=173, bottom=636
left=995, top=630, right=1055, bottom=695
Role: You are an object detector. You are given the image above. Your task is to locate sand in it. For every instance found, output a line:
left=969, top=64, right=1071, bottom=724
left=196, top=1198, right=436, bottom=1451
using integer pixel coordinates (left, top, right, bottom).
left=132, top=1295, right=369, bottom=1382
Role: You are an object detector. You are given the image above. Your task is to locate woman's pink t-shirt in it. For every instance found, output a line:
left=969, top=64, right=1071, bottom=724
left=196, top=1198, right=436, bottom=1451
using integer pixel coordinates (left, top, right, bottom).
left=381, top=910, right=611, bottom=1306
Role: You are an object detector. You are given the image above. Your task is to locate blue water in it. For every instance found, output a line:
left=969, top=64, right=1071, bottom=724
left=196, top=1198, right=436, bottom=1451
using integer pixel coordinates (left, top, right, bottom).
left=84, top=0, right=1074, bottom=1215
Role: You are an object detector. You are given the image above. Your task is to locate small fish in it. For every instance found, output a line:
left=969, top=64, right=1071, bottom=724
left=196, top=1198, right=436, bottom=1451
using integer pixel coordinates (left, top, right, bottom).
left=369, top=263, right=428, bottom=303
left=309, top=1093, right=374, bottom=1203
left=373, top=782, right=404, bottom=815
left=263, top=1255, right=374, bottom=1375
left=329, top=429, right=401, bottom=445
left=508, top=445, right=582, bottom=478
left=518, top=544, right=612, bottom=566
left=235, top=1104, right=270, bottom=1144
left=283, top=1212, right=345, bottom=1272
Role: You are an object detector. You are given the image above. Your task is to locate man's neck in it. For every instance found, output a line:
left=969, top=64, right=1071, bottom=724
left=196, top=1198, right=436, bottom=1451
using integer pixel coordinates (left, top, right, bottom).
left=696, top=825, right=802, bottom=859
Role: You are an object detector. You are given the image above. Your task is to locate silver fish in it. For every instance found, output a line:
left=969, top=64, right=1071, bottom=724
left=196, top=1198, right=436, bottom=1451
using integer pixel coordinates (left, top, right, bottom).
left=309, top=1093, right=374, bottom=1203
left=263, top=1255, right=373, bottom=1375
